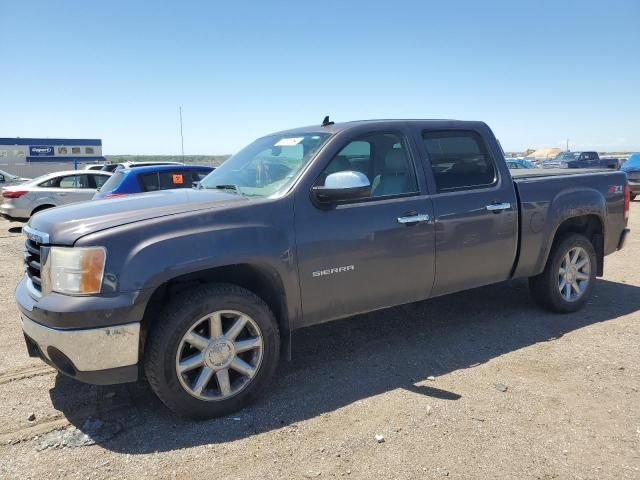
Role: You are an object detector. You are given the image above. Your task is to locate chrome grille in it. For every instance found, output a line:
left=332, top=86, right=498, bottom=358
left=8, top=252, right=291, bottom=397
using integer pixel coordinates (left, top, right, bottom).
left=24, top=238, right=42, bottom=291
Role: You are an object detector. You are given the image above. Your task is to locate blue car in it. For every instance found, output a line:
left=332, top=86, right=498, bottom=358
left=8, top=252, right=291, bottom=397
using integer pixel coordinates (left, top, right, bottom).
left=506, top=158, right=536, bottom=170
left=94, top=164, right=214, bottom=199
left=621, top=153, right=640, bottom=201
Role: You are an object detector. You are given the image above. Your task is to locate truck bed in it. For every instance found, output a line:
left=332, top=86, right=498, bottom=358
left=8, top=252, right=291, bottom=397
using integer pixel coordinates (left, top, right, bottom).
left=511, top=166, right=628, bottom=281
left=510, top=168, right=614, bottom=180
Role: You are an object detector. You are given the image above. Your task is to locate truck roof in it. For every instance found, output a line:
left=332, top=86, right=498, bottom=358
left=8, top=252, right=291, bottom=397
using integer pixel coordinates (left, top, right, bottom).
left=268, top=119, right=488, bottom=137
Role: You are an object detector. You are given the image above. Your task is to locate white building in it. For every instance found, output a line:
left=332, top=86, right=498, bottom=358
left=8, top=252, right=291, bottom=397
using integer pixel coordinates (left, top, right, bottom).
left=0, top=138, right=104, bottom=177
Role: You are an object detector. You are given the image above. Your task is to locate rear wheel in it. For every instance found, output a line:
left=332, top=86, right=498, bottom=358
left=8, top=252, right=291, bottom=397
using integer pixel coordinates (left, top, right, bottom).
left=529, top=233, right=596, bottom=313
left=144, top=283, right=280, bottom=418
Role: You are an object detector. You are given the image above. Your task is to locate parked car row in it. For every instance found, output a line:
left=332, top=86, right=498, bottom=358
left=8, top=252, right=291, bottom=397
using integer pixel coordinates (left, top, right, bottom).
left=542, top=151, right=620, bottom=169
left=0, top=162, right=214, bottom=221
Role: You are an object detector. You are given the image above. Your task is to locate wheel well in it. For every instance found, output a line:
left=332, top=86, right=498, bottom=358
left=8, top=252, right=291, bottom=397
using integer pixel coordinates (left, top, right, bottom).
left=140, top=264, right=289, bottom=354
left=31, top=204, right=54, bottom=216
left=551, top=215, right=604, bottom=276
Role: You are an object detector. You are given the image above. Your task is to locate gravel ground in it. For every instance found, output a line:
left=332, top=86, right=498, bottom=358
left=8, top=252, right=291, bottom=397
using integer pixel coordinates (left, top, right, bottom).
left=0, top=206, right=638, bottom=479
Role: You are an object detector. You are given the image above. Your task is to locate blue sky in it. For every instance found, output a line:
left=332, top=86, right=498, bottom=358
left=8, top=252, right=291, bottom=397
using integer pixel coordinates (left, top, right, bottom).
left=1, top=0, right=638, bottom=154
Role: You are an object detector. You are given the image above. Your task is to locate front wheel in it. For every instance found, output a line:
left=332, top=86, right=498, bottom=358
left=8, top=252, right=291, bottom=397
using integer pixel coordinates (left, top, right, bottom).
left=144, top=283, right=280, bottom=418
left=529, top=233, right=596, bottom=313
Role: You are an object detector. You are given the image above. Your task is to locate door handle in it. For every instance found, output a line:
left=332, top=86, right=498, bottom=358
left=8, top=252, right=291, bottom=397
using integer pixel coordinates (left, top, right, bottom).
left=397, top=213, right=431, bottom=224
left=486, top=202, right=511, bottom=212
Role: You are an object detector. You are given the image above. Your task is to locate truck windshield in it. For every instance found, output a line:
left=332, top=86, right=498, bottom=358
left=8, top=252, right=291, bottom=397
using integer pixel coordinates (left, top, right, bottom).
left=200, top=133, right=330, bottom=196
left=555, top=152, right=580, bottom=161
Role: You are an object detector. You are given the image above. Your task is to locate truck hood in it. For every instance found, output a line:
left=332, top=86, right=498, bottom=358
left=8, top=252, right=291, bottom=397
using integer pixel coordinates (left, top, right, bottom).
left=28, top=189, right=248, bottom=245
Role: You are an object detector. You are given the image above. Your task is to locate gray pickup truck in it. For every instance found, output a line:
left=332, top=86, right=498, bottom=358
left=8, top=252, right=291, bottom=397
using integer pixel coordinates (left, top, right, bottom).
left=16, top=119, right=630, bottom=418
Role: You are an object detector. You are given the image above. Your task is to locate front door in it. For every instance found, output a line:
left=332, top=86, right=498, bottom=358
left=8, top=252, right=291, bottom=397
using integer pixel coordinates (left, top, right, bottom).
left=294, top=129, right=436, bottom=327
left=413, top=126, right=518, bottom=297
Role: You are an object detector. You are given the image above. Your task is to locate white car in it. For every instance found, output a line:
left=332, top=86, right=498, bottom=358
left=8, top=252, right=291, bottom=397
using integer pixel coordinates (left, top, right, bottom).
left=0, top=170, right=111, bottom=221
left=0, top=169, right=31, bottom=188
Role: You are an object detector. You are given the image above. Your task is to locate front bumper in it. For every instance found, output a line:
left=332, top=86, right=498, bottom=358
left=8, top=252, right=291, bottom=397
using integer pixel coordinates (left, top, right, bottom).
left=16, top=276, right=150, bottom=385
left=21, top=314, right=140, bottom=384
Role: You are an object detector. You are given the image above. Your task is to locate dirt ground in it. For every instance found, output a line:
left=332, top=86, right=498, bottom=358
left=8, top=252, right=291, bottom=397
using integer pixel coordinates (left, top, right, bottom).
left=0, top=206, right=638, bottom=480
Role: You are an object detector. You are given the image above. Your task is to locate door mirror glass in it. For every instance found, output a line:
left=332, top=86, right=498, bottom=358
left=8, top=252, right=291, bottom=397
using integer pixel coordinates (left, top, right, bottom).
left=312, top=171, right=371, bottom=203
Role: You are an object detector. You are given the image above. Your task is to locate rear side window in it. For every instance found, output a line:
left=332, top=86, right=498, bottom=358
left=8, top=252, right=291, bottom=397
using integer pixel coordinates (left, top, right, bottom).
left=139, top=172, right=160, bottom=192
left=98, top=172, right=124, bottom=192
left=422, top=130, right=497, bottom=192
left=92, top=174, right=110, bottom=189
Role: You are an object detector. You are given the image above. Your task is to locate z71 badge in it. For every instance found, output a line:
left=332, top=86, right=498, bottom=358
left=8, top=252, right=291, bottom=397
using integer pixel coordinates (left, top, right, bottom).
left=312, top=265, right=355, bottom=278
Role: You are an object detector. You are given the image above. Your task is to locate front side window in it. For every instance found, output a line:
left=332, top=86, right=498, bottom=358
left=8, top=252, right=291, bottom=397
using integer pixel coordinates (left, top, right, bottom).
left=423, top=130, right=497, bottom=192
left=200, top=133, right=330, bottom=196
left=317, top=132, right=417, bottom=198
left=193, top=170, right=211, bottom=182
left=159, top=171, right=191, bottom=190
left=555, top=152, right=580, bottom=162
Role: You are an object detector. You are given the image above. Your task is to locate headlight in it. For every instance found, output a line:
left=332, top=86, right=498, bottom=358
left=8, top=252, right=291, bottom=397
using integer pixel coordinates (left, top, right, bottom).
left=42, top=247, right=106, bottom=295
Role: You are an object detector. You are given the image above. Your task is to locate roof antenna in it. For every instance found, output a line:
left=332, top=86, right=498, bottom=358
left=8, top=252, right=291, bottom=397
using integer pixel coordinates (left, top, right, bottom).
left=322, top=115, right=334, bottom=127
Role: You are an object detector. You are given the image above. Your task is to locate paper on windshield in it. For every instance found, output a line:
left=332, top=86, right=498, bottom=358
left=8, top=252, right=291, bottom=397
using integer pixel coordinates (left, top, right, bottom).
left=274, top=137, right=304, bottom=147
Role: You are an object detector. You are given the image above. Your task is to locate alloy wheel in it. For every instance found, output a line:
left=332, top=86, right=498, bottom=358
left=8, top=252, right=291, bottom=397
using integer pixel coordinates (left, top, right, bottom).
left=175, top=310, right=264, bottom=401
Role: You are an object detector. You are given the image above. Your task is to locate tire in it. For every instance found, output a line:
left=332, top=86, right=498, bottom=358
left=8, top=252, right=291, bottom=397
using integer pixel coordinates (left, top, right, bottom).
left=528, top=233, right=597, bottom=313
left=144, top=283, right=280, bottom=418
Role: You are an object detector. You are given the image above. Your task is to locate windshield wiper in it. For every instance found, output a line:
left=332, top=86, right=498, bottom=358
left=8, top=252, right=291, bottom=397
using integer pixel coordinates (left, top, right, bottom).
left=208, top=184, right=243, bottom=194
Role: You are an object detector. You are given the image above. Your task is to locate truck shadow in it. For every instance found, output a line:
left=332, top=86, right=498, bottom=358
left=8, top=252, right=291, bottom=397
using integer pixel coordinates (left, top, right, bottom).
left=49, top=278, right=640, bottom=453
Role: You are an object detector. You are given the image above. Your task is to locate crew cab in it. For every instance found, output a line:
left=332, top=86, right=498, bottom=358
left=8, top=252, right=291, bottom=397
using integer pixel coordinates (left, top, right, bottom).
left=543, top=151, right=620, bottom=169
left=15, top=119, right=630, bottom=418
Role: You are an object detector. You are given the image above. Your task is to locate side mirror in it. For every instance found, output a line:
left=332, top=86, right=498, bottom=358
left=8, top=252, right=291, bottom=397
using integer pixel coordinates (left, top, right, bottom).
left=312, top=171, right=371, bottom=203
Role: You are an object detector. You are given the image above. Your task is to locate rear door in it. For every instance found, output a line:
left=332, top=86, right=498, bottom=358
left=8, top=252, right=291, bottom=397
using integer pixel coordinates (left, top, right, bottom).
left=36, top=174, right=94, bottom=205
left=294, top=126, right=436, bottom=326
left=411, top=125, right=518, bottom=297
left=58, top=174, right=96, bottom=203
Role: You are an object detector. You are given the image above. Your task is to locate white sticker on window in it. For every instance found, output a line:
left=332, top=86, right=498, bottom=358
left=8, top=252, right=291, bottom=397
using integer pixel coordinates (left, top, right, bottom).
left=274, top=137, right=304, bottom=147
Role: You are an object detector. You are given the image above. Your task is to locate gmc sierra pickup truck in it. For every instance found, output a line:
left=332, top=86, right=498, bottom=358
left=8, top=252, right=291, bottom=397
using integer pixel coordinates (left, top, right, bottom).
left=16, top=119, right=630, bottom=418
